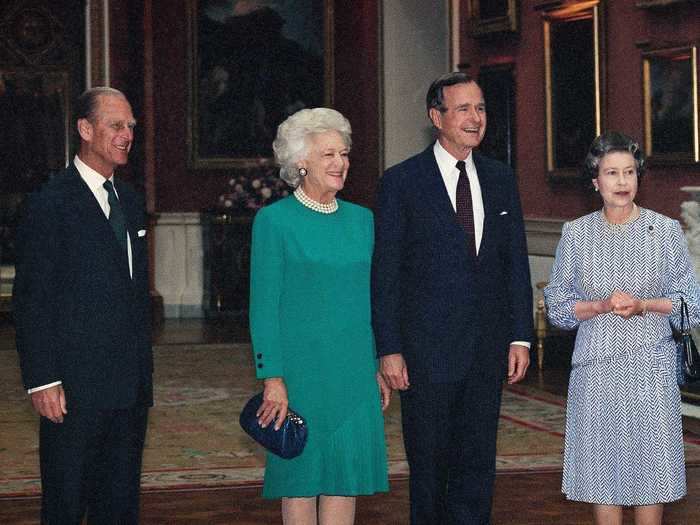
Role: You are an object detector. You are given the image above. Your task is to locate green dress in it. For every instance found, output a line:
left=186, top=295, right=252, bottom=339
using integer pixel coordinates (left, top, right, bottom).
left=249, top=195, right=389, bottom=499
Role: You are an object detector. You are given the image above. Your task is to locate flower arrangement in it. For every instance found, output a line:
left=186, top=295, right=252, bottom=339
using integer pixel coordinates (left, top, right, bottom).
left=216, top=164, right=290, bottom=213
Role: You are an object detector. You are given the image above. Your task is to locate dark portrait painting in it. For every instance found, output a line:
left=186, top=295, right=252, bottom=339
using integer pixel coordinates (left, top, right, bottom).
left=649, top=50, right=695, bottom=157
left=478, top=65, right=516, bottom=169
left=467, top=0, right=518, bottom=36
left=0, top=71, right=68, bottom=194
left=0, top=1, right=83, bottom=265
left=549, top=17, right=596, bottom=170
left=539, top=1, right=604, bottom=181
left=189, top=0, right=329, bottom=168
left=0, top=71, right=69, bottom=263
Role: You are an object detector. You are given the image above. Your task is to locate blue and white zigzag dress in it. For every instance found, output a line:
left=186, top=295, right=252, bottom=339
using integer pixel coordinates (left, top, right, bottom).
left=545, top=207, right=700, bottom=505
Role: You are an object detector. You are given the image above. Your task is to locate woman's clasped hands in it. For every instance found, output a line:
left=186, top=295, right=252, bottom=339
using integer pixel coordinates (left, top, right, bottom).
left=603, top=290, right=646, bottom=320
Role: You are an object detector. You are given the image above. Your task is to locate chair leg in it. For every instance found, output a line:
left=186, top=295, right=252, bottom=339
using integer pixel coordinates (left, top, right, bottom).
left=535, top=291, right=548, bottom=370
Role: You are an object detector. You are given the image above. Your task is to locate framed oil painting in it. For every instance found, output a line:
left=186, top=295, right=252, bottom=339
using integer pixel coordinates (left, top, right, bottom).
left=0, top=70, right=70, bottom=192
left=0, top=1, right=84, bottom=267
left=541, top=0, right=604, bottom=182
left=466, top=0, right=518, bottom=36
left=187, top=0, right=334, bottom=169
left=642, top=45, right=698, bottom=164
left=478, top=64, right=516, bottom=169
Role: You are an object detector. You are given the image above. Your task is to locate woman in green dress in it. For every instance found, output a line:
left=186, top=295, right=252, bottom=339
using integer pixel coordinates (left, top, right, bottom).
left=249, top=107, right=391, bottom=524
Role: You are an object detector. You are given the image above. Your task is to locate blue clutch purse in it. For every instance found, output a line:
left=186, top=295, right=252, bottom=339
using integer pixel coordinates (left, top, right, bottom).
left=239, top=393, right=308, bottom=459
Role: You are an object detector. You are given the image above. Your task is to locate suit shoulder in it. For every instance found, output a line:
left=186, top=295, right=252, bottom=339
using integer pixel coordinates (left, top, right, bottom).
left=474, top=152, right=513, bottom=175
left=23, top=169, right=76, bottom=209
left=383, top=149, right=430, bottom=182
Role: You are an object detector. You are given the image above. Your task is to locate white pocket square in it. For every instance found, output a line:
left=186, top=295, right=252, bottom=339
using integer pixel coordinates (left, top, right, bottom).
left=137, top=229, right=147, bottom=237
left=499, top=211, right=509, bottom=216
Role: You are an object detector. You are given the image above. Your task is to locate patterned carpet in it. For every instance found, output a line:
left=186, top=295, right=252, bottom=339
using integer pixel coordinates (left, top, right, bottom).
left=2, top=343, right=700, bottom=498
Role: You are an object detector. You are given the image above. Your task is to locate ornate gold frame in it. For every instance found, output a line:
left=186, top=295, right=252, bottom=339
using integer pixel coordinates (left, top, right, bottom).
left=642, top=45, right=699, bottom=165
left=186, top=0, right=335, bottom=169
left=542, top=0, right=603, bottom=181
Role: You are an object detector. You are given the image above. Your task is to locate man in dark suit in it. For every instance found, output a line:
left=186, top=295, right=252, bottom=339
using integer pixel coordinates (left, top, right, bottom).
left=13, top=87, right=152, bottom=524
left=372, top=72, right=533, bottom=524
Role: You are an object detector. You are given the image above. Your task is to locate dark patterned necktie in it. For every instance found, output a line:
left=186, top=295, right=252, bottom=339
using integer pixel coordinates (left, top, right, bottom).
left=455, top=160, right=476, bottom=257
left=103, top=179, right=128, bottom=254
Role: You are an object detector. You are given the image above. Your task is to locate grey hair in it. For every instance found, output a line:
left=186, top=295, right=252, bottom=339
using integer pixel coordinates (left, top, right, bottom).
left=273, top=107, right=352, bottom=188
left=75, top=86, right=127, bottom=123
left=582, top=131, right=646, bottom=187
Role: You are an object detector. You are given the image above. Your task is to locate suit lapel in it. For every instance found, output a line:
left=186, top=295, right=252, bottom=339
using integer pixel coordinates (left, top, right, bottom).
left=473, top=153, right=497, bottom=263
left=415, top=148, right=465, bottom=239
left=113, top=179, right=139, bottom=241
left=65, top=165, right=132, bottom=281
left=114, top=178, right=147, bottom=284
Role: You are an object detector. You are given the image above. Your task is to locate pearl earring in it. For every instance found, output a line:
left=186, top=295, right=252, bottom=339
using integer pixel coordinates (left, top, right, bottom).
left=298, top=168, right=307, bottom=177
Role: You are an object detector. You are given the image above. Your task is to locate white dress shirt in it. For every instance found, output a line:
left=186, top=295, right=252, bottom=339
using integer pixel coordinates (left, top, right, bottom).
left=74, top=154, right=133, bottom=278
left=27, top=156, right=134, bottom=394
left=432, top=141, right=531, bottom=351
left=433, top=141, right=485, bottom=254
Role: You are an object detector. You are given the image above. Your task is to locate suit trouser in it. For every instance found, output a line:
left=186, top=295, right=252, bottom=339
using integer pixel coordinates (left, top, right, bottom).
left=39, top=404, right=149, bottom=525
left=400, top=369, right=503, bottom=525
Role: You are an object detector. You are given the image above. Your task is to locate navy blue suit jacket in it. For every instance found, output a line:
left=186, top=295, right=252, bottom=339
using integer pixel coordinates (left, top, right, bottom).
left=13, top=163, right=153, bottom=409
left=371, top=147, right=533, bottom=384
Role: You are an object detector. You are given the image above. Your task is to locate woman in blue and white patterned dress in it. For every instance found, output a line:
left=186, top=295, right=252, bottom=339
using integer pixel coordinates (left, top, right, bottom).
left=545, top=131, right=700, bottom=525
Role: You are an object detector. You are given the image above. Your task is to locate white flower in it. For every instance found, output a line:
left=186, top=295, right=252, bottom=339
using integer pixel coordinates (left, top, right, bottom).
left=261, top=187, right=272, bottom=199
left=251, top=179, right=261, bottom=189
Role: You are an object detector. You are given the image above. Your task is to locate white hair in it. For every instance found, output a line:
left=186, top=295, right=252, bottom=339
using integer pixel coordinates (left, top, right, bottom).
left=272, top=107, right=352, bottom=188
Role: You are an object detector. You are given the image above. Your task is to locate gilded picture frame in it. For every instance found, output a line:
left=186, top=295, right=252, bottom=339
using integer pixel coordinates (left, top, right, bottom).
left=186, top=0, right=334, bottom=169
left=642, top=45, right=699, bottom=165
left=541, top=0, right=604, bottom=182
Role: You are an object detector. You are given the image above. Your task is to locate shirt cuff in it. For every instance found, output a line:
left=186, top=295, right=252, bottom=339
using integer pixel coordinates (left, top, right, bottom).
left=28, top=381, right=62, bottom=394
left=510, top=341, right=531, bottom=349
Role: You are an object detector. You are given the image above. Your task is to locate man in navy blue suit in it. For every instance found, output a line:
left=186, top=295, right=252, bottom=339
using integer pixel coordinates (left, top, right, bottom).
left=13, top=87, right=152, bottom=524
left=372, top=72, right=534, bottom=524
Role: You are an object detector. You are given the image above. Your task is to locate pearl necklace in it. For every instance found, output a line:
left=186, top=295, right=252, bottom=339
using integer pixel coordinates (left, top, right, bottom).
left=294, top=186, right=338, bottom=214
left=601, top=203, right=639, bottom=232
